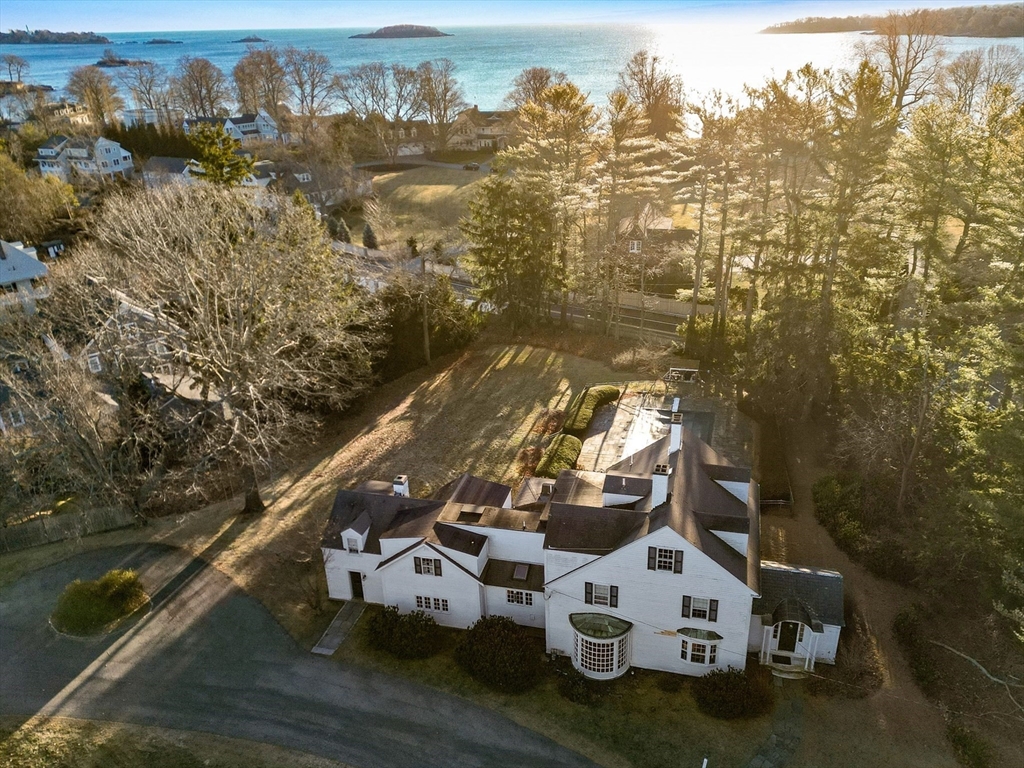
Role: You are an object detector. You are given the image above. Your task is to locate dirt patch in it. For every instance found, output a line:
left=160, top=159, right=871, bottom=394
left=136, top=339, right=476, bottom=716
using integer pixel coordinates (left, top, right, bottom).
left=516, top=446, right=544, bottom=477
left=532, top=408, right=566, bottom=435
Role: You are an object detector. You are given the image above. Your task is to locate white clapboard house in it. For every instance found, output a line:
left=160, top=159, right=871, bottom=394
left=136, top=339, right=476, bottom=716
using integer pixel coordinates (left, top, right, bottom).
left=322, top=410, right=844, bottom=680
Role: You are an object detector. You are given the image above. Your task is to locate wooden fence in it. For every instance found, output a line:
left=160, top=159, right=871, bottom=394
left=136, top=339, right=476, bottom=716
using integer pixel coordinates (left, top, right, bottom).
left=0, top=506, right=136, bottom=553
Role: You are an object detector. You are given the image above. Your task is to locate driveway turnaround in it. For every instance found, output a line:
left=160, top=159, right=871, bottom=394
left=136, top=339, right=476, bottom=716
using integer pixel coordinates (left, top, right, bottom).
left=0, top=544, right=597, bottom=768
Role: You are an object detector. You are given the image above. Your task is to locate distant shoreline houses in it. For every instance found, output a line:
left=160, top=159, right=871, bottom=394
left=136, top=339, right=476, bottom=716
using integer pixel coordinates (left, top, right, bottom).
left=34, top=135, right=134, bottom=182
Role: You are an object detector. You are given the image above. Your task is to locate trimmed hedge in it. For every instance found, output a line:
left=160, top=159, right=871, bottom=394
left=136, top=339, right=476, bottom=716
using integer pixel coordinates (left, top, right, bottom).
left=454, top=616, right=543, bottom=692
left=534, top=433, right=583, bottom=479
left=563, top=385, right=620, bottom=434
left=691, top=664, right=774, bottom=719
left=366, top=606, right=444, bottom=659
left=51, top=569, right=148, bottom=635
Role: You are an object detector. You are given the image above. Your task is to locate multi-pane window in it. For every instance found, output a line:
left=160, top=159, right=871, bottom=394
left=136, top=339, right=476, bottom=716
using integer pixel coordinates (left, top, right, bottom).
left=681, top=639, right=717, bottom=664
left=415, top=596, right=449, bottom=612
left=506, top=590, right=534, bottom=606
left=798, top=625, right=806, bottom=643
left=577, top=636, right=616, bottom=674
left=681, top=595, right=718, bottom=622
left=87, top=353, right=102, bottom=373
left=585, top=582, right=619, bottom=607
left=414, top=556, right=442, bottom=576
left=6, top=409, right=25, bottom=428
left=648, top=546, right=683, bottom=573
left=346, top=537, right=360, bottom=554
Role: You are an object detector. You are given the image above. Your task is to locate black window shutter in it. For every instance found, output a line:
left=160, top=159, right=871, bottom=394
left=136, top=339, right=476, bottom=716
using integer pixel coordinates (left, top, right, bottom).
left=610, top=585, right=619, bottom=608
left=647, top=546, right=657, bottom=570
left=681, top=594, right=691, bottom=618
left=709, top=599, right=719, bottom=622
left=585, top=582, right=593, bottom=604
left=673, top=550, right=683, bottom=574
left=434, top=558, right=442, bottom=576
left=414, top=556, right=422, bottom=574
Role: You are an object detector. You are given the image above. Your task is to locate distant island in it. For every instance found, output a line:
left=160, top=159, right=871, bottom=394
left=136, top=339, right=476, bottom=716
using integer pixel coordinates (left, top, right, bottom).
left=144, top=38, right=184, bottom=45
left=350, top=24, right=452, bottom=39
left=0, top=29, right=112, bottom=44
left=761, top=3, right=1023, bottom=37
left=232, top=35, right=270, bottom=43
left=96, top=49, right=149, bottom=67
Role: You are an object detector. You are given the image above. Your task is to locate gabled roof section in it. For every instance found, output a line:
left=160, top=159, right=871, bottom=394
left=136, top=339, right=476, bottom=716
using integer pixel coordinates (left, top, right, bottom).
left=433, top=522, right=486, bottom=556
left=142, top=156, right=192, bottom=175
left=321, top=488, right=443, bottom=554
left=606, top=435, right=669, bottom=476
left=602, top=473, right=652, bottom=497
left=550, top=470, right=606, bottom=507
left=434, top=472, right=511, bottom=508
left=753, top=561, right=845, bottom=627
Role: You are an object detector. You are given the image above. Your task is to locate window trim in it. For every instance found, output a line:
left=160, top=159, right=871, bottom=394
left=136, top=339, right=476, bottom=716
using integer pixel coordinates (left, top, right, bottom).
left=415, top=595, right=449, bottom=613
left=585, top=581, right=618, bottom=608
left=87, top=353, right=102, bottom=373
left=648, top=546, right=683, bottom=573
left=681, top=638, right=718, bottom=664
left=414, top=555, right=443, bottom=576
left=681, top=595, right=719, bottom=622
left=506, top=589, right=534, bottom=606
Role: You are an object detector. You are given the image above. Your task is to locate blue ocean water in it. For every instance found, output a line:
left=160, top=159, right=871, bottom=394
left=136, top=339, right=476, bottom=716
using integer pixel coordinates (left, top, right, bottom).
left=5, top=25, right=1020, bottom=110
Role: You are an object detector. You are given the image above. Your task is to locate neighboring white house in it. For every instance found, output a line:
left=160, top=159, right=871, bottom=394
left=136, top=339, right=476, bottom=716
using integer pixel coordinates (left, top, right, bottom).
left=0, top=240, right=50, bottom=316
left=322, top=403, right=844, bottom=680
left=183, top=111, right=279, bottom=144
left=34, top=135, right=134, bottom=182
left=121, top=106, right=184, bottom=128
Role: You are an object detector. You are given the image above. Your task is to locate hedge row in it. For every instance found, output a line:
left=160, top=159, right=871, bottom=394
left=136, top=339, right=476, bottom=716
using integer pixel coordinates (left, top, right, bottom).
left=366, top=606, right=444, bottom=659
left=563, top=385, right=620, bottom=434
left=454, top=616, right=544, bottom=692
left=535, top=433, right=583, bottom=479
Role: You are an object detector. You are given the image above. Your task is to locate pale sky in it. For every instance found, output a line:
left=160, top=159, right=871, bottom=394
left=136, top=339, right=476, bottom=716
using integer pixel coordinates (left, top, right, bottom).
left=0, top=0, right=1010, bottom=33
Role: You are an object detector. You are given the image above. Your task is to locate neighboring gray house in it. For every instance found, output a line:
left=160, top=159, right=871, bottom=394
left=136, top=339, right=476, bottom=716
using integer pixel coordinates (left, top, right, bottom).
left=0, top=240, right=49, bottom=316
left=183, top=111, right=279, bottom=144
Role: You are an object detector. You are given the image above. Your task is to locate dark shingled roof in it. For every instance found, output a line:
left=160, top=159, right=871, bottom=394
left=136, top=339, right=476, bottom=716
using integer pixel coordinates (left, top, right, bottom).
left=434, top=472, right=511, bottom=508
left=753, top=561, right=845, bottom=628
left=545, top=503, right=646, bottom=554
left=354, top=479, right=394, bottom=495
left=321, top=489, right=443, bottom=554
left=606, top=435, right=670, bottom=476
left=602, top=473, right=653, bottom=498
left=482, top=559, right=545, bottom=592
left=143, top=156, right=191, bottom=175
left=551, top=470, right=606, bottom=507
left=433, top=522, right=486, bottom=556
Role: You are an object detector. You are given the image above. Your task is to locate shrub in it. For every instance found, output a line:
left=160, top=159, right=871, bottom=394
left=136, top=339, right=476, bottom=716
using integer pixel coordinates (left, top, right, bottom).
left=454, top=616, right=543, bottom=692
left=557, top=665, right=603, bottom=705
left=366, top=606, right=444, bottom=659
left=946, top=720, right=992, bottom=768
left=328, top=214, right=352, bottom=243
left=812, top=473, right=867, bottom=556
left=362, top=222, right=378, bottom=249
left=806, top=597, right=883, bottom=698
left=691, top=664, right=774, bottom=719
left=51, top=568, right=148, bottom=635
left=860, top=538, right=917, bottom=582
left=563, top=385, right=620, bottom=434
left=892, top=605, right=939, bottom=696
left=534, top=433, right=583, bottom=479
left=516, top=445, right=544, bottom=477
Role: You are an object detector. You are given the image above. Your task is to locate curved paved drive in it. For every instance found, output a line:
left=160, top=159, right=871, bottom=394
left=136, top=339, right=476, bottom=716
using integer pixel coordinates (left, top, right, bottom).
left=0, top=544, right=596, bottom=768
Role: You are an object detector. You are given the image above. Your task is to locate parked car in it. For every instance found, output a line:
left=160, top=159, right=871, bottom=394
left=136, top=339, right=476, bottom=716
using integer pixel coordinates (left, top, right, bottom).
left=463, top=162, right=480, bottom=171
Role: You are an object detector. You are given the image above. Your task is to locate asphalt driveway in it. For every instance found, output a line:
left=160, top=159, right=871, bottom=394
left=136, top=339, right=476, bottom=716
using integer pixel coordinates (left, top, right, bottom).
left=0, top=544, right=596, bottom=768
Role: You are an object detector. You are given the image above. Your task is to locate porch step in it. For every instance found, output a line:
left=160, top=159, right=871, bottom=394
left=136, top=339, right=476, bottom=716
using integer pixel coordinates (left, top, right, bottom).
left=312, top=600, right=365, bottom=656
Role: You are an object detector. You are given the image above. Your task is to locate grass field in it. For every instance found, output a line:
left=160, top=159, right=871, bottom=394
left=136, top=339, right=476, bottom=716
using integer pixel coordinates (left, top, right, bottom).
left=0, top=716, right=350, bottom=768
left=366, top=165, right=487, bottom=247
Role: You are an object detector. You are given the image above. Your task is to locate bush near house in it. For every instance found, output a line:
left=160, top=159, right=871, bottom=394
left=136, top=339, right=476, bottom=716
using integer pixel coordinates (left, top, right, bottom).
left=946, top=720, right=993, bottom=768
left=690, top=664, right=774, bottom=719
left=563, top=385, right=620, bottom=435
left=534, top=434, right=583, bottom=479
left=555, top=660, right=603, bottom=705
left=454, top=615, right=544, bottom=692
left=51, top=568, right=148, bottom=635
left=366, top=606, right=444, bottom=659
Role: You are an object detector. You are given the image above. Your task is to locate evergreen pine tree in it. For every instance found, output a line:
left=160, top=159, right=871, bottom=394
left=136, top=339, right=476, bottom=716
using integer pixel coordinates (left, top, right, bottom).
left=362, top=222, right=379, bottom=250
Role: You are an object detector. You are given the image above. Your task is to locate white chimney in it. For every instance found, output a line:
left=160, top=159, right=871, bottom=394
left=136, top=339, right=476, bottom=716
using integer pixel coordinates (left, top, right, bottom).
left=652, top=464, right=670, bottom=507
left=393, top=474, right=410, bottom=497
left=672, top=397, right=680, bottom=413
left=670, top=413, right=683, bottom=454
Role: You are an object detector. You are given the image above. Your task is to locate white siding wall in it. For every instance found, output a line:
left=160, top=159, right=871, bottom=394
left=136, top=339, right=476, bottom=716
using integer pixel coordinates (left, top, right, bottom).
left=545, top=550, right=600, bottom=582
left=380, top=545, right=483, bottom=628
left=484, top=585, right=544, bottom=628
left=545, top=527, right=755, bottom=676
left=322, top=546, right=384, bottom=603
left=815, top=625, right=841, bottom=663
left=602, top=492, right=644, bottom=507
left=380, top=536, right=421, bottom=559
left=448, top=525, right=544, bottom=564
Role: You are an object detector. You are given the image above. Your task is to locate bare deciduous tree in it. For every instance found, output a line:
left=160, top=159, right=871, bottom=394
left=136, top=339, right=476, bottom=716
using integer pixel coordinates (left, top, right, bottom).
left=171, top=56, right=230, bottom=119
left=503, top=66, right=567, bottom=111
left=860, top=10, right=945, bottom=118
left=233, top=45, right=290, bottom=122
left=3, top=54, right=29, bottom=82
left=618, top=50, right=684, bottom=139
left=66, top=65, right=124, bottom=127
left=116, top=61, right=170, bottom=110
left=336, top=61, right=422, bottom=166
left=283, top=47, right=335, bottom=137
left=417, top=59, right=467, bottom=152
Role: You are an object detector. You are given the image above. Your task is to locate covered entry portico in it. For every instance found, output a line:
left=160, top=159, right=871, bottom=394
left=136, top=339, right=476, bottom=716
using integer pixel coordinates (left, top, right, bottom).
left=757, top=598, right=822, bottom=675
